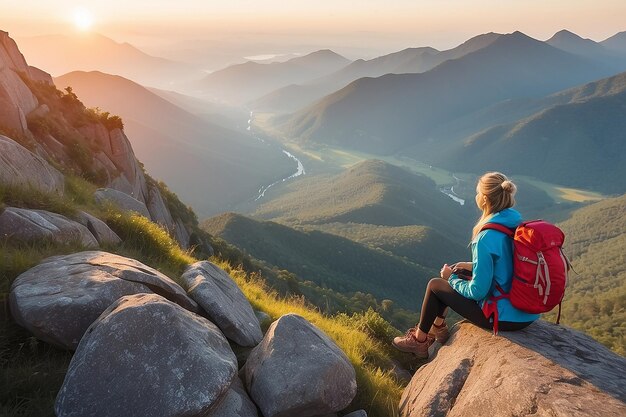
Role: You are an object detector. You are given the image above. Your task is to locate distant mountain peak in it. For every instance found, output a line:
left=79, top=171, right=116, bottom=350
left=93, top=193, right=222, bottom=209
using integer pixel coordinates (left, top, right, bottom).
left=507, top=30, right=534, bottom=40
left=548, top=29, right=592, bottom=43
left=289, top=49, right=349, bottom=64
left=601, top=31, right=626, bottom=52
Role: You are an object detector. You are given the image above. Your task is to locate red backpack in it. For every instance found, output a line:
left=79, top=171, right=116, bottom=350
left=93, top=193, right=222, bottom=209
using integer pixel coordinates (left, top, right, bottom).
left=480, top=220, right=569, bottom=334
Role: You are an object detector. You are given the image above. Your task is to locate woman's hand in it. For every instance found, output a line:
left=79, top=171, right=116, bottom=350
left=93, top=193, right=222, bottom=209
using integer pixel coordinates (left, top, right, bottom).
left=440, top=264, right=453, bottom=280
left=451, top=261, right=472, bottom=271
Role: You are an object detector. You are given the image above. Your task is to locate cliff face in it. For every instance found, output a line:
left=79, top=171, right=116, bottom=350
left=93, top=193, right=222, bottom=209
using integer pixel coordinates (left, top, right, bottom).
left=400, top=321, right=626, bottom=417
left=0, top=30, right=190, bottom=247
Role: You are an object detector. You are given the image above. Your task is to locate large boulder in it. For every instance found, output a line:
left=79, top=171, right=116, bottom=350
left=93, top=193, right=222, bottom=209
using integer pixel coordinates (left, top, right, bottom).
left=243, top=313, right=357, bottom=417
left=55, top=293, right=238, bottom=417
left=9, top=251, right=198, bottom=350
left=0, top=207, right=98, bottom=248
left=182, top=261, right=263, bottom=347
left=94, top=187, right=150, bottom=218
left=209, top=377, right=259, bottom=417
left=76, top=211, right=122, bottom=245
left=0, top=135, right=65, bottom=194
left=399, top=321, right=626, bottom=417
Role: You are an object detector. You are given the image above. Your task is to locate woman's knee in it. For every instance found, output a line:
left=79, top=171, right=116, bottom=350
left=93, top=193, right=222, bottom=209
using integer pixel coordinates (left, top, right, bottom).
left=427, top=277, right=450, bottom=292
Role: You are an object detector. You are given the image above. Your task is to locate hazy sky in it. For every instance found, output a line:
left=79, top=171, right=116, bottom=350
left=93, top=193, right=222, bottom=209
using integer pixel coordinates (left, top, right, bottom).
left=2, top=0, right=625, bottom=56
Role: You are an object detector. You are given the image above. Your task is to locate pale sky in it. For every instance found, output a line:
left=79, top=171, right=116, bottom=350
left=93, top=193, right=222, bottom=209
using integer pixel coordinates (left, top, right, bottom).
left=2, top=0, right=625, bottom=54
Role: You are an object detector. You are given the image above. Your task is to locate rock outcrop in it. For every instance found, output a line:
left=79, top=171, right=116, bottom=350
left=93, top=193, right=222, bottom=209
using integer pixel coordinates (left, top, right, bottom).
left=0, top=207, right=98, bottom=247
left=399, top=321, right=626, bottom=417
left=9, top=251, right=198, bottom=349
left=0, top=135, right=65, bottom=194
left=76, top=211, right=122, bottom=245
left=0, top=30, right=192, bottom=248
left=0, top=31, right=38, bottom=134
left=94, top=187, right=151, bottom=218
left=243, top=313, right=357, bottom=417
left=182, top=261, right=263, bottom=347
left=55, top=293, right=238, bottom=417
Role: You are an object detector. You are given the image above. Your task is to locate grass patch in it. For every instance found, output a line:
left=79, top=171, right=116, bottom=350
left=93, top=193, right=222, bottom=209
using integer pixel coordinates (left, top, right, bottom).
left=0, top=320, right=71, bottom=417
left=103, top=211, right=196, bottom=281
left=516, top=175, right=606, bottom=204
left=0, top=184, right=76, bottom=218
left=554, top=186, right=605, bottom=203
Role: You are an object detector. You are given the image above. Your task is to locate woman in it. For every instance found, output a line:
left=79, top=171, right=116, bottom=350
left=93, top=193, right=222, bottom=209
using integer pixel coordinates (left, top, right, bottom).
left=393, top=172, right=539, bottom=358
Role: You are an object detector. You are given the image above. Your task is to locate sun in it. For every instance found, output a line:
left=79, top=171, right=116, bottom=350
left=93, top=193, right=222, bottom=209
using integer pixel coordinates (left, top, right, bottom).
left=72, top=8, right=94, bottom=31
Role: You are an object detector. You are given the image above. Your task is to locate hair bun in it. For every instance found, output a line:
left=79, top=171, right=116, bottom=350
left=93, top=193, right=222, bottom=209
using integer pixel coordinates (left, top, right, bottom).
left=501, top=180, right=516, bottom=194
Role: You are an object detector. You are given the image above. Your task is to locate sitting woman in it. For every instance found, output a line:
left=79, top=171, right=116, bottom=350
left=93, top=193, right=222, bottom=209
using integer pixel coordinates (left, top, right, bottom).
left=393, top=172, right=539, bottom=358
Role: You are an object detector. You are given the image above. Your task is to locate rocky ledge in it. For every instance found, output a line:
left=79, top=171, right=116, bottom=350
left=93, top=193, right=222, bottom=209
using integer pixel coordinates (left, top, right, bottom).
left=400, top=320, right=626, bottom=417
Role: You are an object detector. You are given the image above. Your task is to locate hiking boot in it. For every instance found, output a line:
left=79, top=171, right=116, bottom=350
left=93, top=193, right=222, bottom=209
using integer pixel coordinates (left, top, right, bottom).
left=392, top=327, right=434, bottom=359
left=429, top=321, right=450, bottom=344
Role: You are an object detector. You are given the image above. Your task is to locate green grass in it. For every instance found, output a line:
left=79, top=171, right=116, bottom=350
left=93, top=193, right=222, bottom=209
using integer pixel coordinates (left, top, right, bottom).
left=218, top=262, right=407, bottom=417
left=0, top=320, right=71, bottom=417
left=103, top=211, right=196, bottom=280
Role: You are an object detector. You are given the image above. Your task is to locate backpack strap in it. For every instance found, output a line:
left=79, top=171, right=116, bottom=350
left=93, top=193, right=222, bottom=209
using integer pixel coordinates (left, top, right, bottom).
left=480, top=223, right=515, bottom=237
left=482, top=284, right=509, bottom=335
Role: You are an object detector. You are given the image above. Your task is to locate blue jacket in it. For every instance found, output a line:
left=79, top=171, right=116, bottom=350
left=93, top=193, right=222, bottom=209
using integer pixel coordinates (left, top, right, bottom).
left=448, top=208, right=540, bottom=323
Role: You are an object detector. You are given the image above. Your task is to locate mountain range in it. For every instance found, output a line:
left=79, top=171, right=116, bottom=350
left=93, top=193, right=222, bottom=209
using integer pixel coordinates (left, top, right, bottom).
left=193, top=49, right=351, bottom=104
left=16, top=33, right=202, bottom=89
left=251, top=32, right=503, bottom=113
left=253, top=30, right=626, bottom=114
left=278, top=31, right=619, bottom=156
left=54, top=71, right=296, bottom=217
left=438, top=71, right=626, bottom=194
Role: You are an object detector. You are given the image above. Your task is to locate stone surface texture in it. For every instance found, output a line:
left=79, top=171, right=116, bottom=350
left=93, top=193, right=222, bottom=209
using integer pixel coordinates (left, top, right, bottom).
left=0, top=135, right=65, bottom=194
left=55, top=294, right=238, bottom=417
left=0, top=207, right=98, bottom=247
left=400, top=321, right=626, bottom=417
left=9, top=251, right=198, bottom=349
left=209, top=376, right=259, bottom=417
left=76, top=211, right=122, bottom=245
left=94, top=187, right=150, bottom=218
left=243, top=313, right=357, bottom=417
left=182, top=261, right=263, bottom=347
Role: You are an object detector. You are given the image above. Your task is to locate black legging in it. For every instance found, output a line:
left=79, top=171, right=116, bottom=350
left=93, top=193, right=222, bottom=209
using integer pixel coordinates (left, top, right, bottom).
left=418, top=278, right=533, bottom=333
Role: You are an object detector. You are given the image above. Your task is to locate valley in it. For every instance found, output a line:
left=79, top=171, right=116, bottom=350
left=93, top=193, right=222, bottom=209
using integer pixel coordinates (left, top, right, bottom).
left=2, top=16, right=626, bottom=416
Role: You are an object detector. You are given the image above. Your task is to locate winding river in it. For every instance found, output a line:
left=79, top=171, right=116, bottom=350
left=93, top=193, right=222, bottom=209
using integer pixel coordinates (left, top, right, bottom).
left=248, top=113, right=306, bottom=201
left=440, top=174, right=465, bottom=205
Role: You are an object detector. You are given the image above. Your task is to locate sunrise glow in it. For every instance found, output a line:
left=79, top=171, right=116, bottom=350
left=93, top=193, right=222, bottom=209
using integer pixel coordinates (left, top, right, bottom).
left=72, top=8, right=93, bottom=31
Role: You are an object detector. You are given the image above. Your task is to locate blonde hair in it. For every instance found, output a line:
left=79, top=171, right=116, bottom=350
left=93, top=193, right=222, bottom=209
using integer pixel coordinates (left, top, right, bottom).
left=471, top=172, right=517, bottom=240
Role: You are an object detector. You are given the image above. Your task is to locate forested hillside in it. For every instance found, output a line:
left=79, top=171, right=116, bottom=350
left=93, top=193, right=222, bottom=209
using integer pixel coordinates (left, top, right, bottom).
left=253, top=159, right=473, bottom=240
left=202, top=212, right=434, bottom=312
left=443, top=80, right=626, bottom=194
left=555, top=194, right=626, bottom=354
